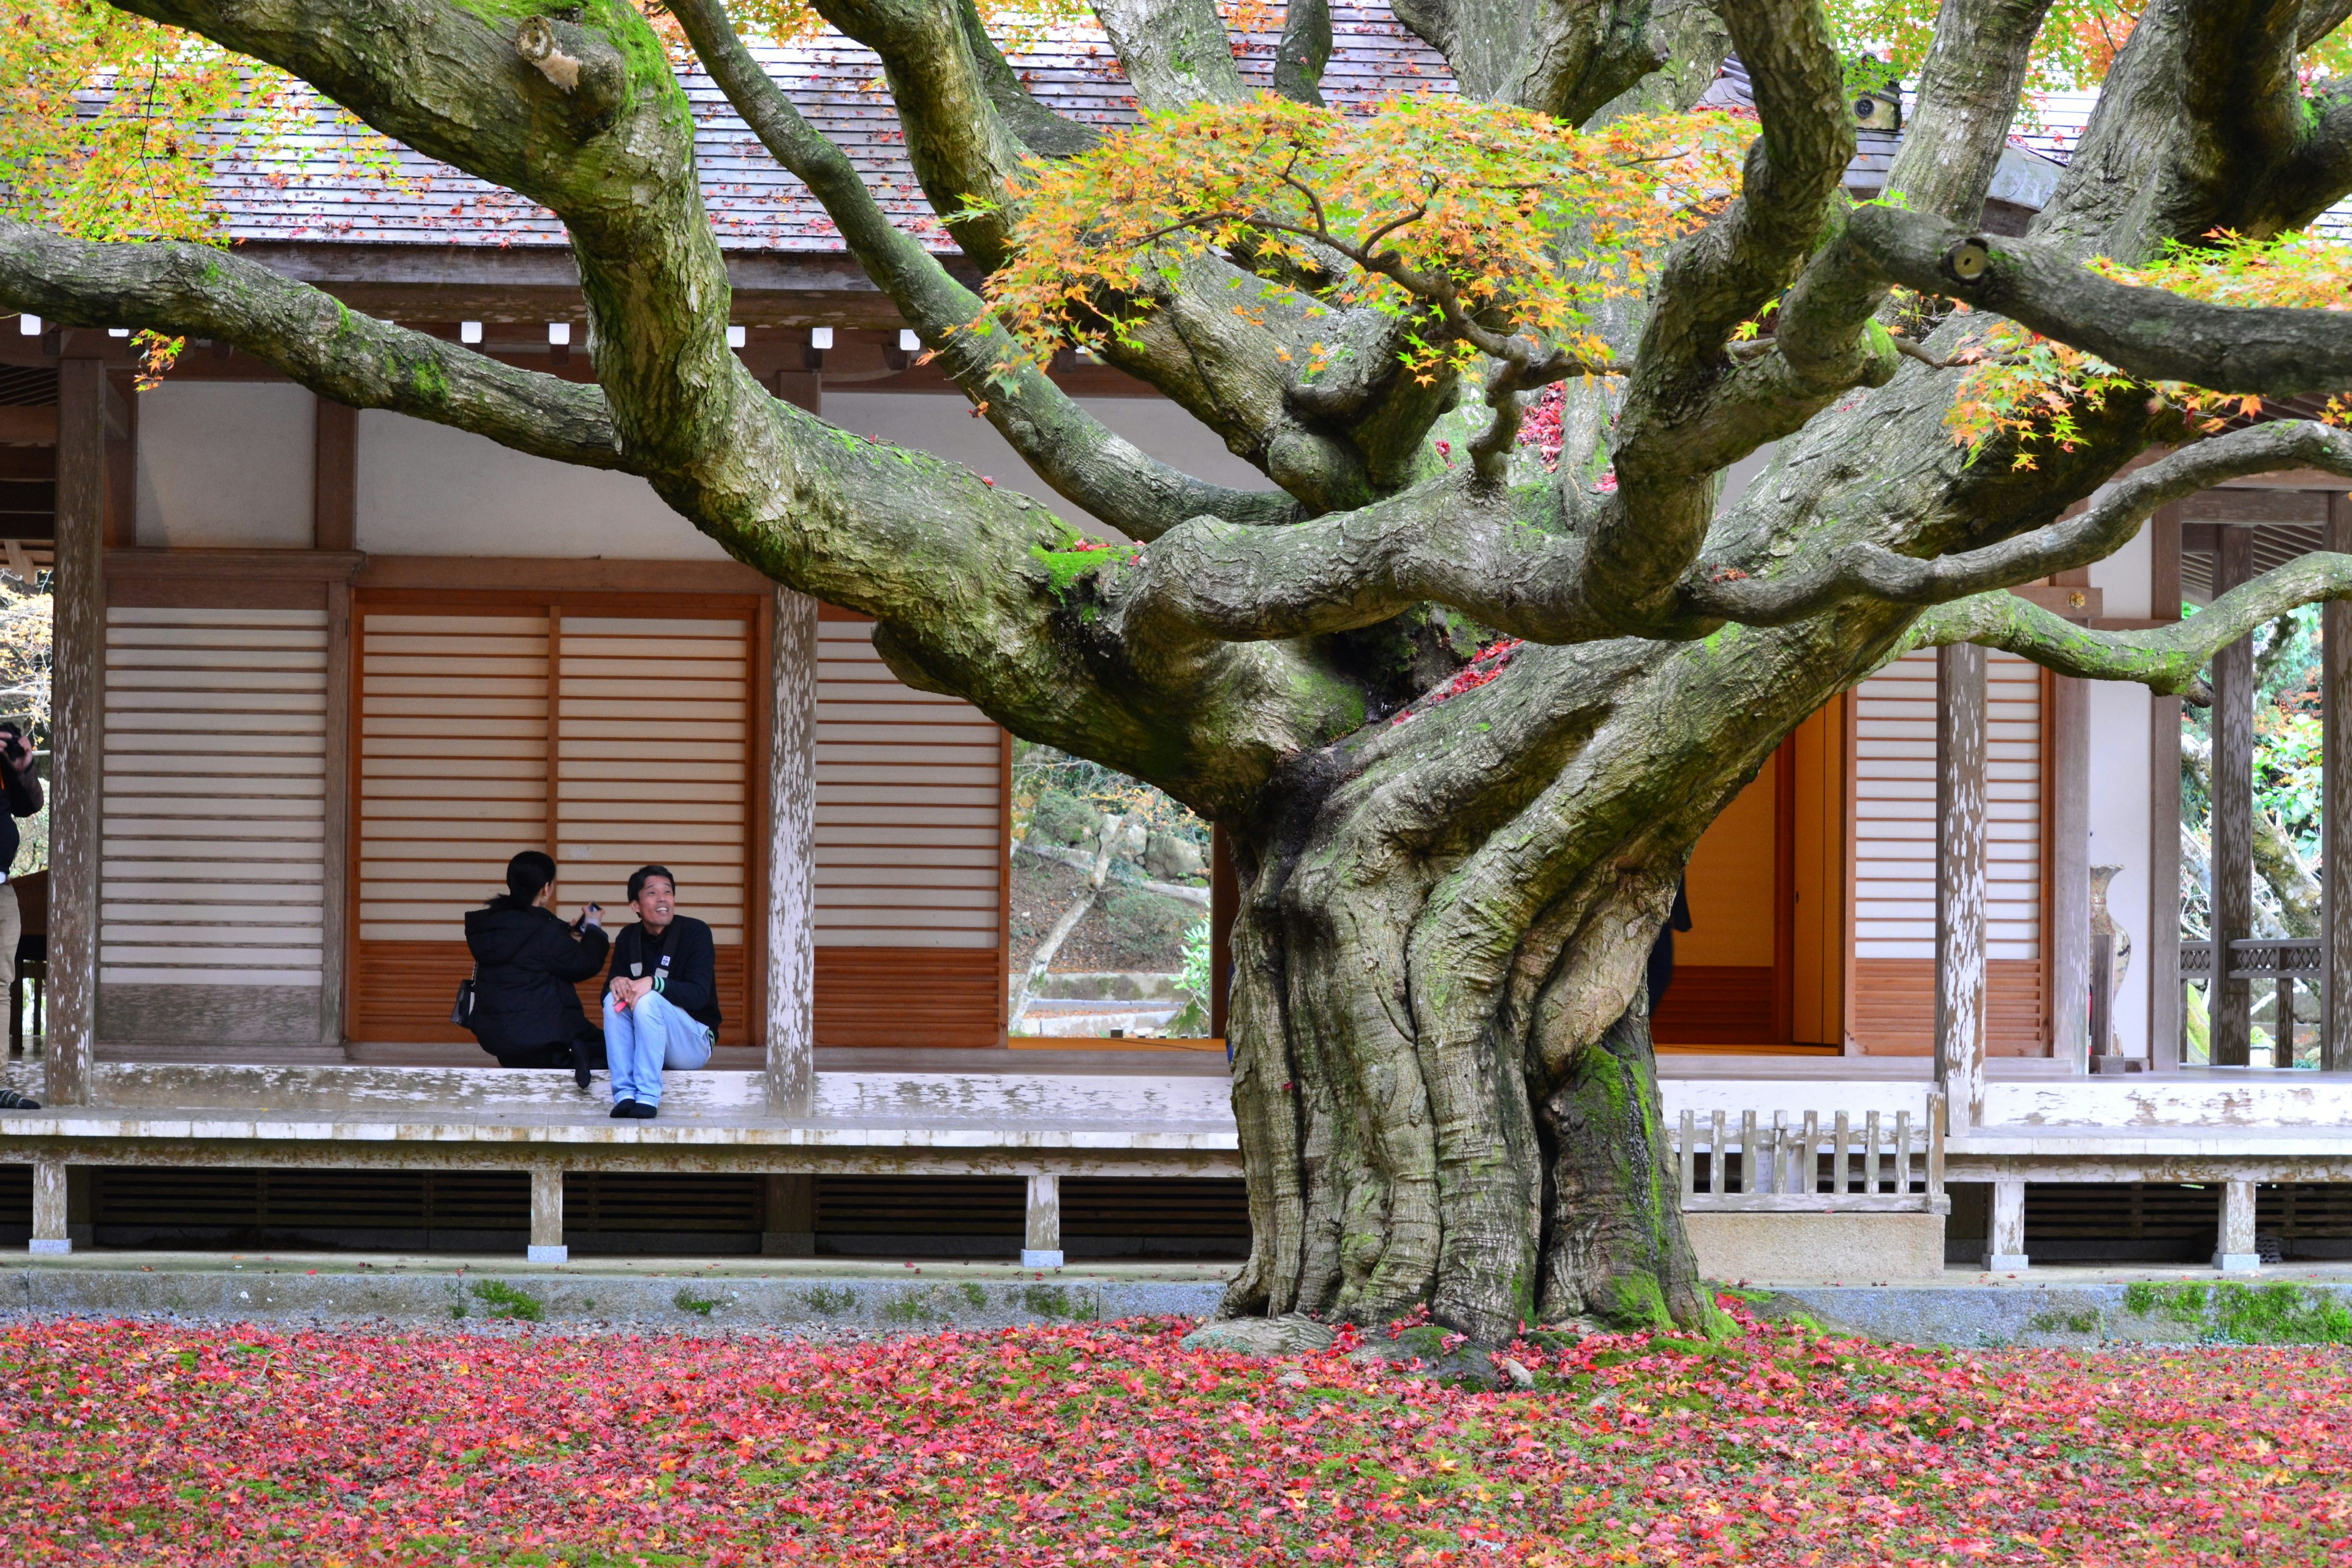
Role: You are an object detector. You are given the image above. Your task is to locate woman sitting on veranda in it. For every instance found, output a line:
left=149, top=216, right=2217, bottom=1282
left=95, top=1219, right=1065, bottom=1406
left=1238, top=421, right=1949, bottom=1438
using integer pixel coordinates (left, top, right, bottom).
left=462, top=851, right=609, bottom=1089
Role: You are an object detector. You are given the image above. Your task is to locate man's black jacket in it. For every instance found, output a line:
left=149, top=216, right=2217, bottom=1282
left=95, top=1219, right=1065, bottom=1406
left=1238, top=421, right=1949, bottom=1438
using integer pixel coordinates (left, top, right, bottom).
left=607, top=917, right=722, bottom=1032
left=462, top=905, right=609, bottom=1055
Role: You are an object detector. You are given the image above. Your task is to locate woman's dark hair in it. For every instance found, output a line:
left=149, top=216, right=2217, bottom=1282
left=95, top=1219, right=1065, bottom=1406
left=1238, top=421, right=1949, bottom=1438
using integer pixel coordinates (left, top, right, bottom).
left=488, top=850, right=558, bottom=911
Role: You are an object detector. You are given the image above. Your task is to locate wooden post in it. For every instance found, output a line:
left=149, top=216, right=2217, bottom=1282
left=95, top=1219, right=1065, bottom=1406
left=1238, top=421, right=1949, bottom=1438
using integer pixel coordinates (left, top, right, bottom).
left=29, top=1159, right=70, bottom=1254
left=2214, top=1178, right=2260, bottom=1272
left=765, top=587, right=819, bottom=1115
left=2327, top=494, right=2352, bottom=1072
left=313, top=398, right=358, bottom=552
left=1022, top=1172, right=1063, bottom=1268
left=46, top=359, right=105, bottom=1108
left=2150, top=503, right=2184, bottom=1071
left=761, top=1173, right=816, bottom=1256
left=1985, top=1175, right=2027, bottom=1270
left=1936, top=644, right=1988, bottom=1129
left=2049, top=671, right=2091, bottom=1070
left=2212, top=527, right=2256, bottom=1066
left=320, top=579, right=353, bottom=1049
left=1209, top=832, right=1237, bottom=1042
left=527, top=1167, right=567, bottom=1262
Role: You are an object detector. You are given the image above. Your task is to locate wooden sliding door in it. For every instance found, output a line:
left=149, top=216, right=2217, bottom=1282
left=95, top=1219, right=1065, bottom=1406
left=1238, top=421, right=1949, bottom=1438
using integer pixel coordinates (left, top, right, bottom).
left=812, top=605, right=1007, bottom=1047
left=347, top=590, right=759, bottom=1044
left=1847, top=646, right=2049, bottom=1054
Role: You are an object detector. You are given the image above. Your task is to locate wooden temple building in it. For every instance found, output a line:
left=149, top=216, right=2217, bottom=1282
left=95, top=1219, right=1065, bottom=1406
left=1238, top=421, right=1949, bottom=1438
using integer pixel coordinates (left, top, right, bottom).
left=2, top=17, right=2350, bottom=1277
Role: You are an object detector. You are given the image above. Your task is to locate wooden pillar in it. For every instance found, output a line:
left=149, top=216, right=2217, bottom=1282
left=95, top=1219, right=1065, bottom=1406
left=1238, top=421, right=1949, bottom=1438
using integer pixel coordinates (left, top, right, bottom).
left=1022, top=1172, right=1063, bottom=1268
left=46, top=359, right=105, bottom=1108
left=1936, top=644, right=1988, bottom=1131
left=2214, top=1178, right=2260, bottom=1272
left=760, top=1172, right=816, bottom=1257
left=321, top=579, right=353, bottom=1049
left=29, top=1159, right=70, bottom=1254
left=1209, top=832, right=1237, bottom=1041
left=104, top=368, right=137, bottom=548
left=2149, top=504, right=2184, bottom=1070
left=772, top=370, right=822, bottom=416
left=2211, top=527, right=2256, bottom=1066
left=527, top=1167, right=567, bottom=1263
left=1985, top=1175, right=2027, bottom=1270
left=2326, top=494, right=2352, bottom=1072
left=765, top=587, right=819, bottom=1115
left=2049, top=671, right=2091, bottom=1069
left=313, top=397, right=358, bottom=552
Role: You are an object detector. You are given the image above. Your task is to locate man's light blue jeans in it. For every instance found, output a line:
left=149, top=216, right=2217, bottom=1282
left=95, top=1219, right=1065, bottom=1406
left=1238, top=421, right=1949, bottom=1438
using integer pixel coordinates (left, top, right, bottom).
left=603, top=989, right=714, bottom=1108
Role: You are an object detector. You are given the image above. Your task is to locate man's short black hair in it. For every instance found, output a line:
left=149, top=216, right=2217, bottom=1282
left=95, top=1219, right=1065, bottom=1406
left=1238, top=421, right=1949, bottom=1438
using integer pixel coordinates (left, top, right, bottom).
left=628, top=865, right=676, bottom=903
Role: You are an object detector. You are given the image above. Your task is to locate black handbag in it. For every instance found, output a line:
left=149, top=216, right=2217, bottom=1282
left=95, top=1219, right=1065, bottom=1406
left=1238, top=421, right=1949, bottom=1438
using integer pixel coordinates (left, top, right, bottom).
left=450, top=971, right=478, bottom=1028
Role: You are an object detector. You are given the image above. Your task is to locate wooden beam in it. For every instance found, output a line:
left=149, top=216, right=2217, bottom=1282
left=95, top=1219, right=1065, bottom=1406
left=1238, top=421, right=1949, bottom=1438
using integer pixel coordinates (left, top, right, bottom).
left=0, top=406, right=57, bottom=443
left=320, top=579, right=353, bottom=1052
left=314, top=398, right=358, bottom=552
left=1936, top=644, right=1988, bottom=1131
left=2008, top=583, right=2102, bottom=618
left=2328, top=493, right=2352, bottom=1074
left=2148, top=493, right=2185, bottom=1068
left=103, top=370, right=135, bottom=549
left=2211, top=527, right=2256, bottom=1067
left=765, top=586, right=818, bottom=1116
left=353, top=555, right=770, bottom=594
left=46, top=359, right=105, bottom=1108
left=2049, top=673, right=2090, bottom=1071
left=2180, top=489, right=2328, bottom=525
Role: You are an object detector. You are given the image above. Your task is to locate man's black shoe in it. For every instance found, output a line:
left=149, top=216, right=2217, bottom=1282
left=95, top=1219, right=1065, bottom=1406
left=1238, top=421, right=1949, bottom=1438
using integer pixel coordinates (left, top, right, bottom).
left=624, top=1101, right=658, bottom=1119
left=611, top=1099, right=639, bottom=1118
left=0, top=1087, right=40, bottom=1110
left=571, top=1042, right=592, bottom=1091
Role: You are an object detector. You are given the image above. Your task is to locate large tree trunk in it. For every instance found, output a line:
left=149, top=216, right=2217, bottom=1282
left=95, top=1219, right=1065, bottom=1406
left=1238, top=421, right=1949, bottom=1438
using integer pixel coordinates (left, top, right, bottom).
left=1215, top=614, right=1902, bottom=1344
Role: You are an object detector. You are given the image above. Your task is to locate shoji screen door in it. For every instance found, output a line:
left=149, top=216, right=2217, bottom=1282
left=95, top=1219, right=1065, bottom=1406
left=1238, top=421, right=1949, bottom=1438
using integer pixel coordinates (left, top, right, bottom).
left=349, top=592, right=760, bottom=1043
left=1848, top=647, right=2049, bottom=1053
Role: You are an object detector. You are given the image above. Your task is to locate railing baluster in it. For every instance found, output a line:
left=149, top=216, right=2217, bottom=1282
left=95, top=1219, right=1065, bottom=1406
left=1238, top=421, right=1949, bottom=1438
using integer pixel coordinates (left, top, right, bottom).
left=1833, top=1110, right=1852, bottom=1194
left=1679, top=1110, right=1696, bottom=1200
left=1895, top=1110, right=1914, bottom=1196
left=1740, top=1110, right=1757, bottom=1194
left=1710, top=1111, right=1727, bottom=1195
left=1864, top=1111, right=1883, bottom=1194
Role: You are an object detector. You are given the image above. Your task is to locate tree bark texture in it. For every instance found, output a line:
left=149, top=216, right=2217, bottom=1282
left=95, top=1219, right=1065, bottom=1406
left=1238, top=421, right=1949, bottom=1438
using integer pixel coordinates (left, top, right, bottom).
left=12, top=0, right=2352, bottom=1340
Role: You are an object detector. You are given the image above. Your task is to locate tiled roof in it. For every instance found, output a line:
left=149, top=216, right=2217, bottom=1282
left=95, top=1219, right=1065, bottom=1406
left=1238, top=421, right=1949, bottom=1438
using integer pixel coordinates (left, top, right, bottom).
left=207, top=6, right=1450, bottom=252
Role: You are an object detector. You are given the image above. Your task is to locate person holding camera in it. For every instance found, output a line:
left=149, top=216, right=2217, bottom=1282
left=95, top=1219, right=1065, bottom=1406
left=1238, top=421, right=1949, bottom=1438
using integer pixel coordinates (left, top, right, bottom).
left=0, top=722, right=42, bottom=1104
left=461, top=851, right=609, bottom=1089
left=602, top=864, right=718, bottom=1120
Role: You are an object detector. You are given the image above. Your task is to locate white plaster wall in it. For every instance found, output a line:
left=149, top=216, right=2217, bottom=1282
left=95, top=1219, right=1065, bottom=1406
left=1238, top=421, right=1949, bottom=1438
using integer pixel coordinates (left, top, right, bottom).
left=135, top=382, right=315, bottom=548
left=822, top=391, right=1267, bottom=538
left=355, top=411, right=730, bottom=559
left=2088, top=513, right=2153, bottom=619
left=2084, top=502, right=2157, bottom=1055
left=2086, top=681, right=2154, bottom=1056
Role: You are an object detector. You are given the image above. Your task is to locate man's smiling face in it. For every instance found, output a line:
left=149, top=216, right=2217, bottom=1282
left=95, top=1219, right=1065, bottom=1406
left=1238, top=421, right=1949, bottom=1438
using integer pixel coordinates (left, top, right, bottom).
left=634, top=876, right=676, bottom=932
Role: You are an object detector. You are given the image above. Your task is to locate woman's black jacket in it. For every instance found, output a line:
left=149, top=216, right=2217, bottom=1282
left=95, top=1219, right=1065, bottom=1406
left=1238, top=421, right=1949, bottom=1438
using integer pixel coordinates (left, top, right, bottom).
left=461, top=904, right=610, bottom=1056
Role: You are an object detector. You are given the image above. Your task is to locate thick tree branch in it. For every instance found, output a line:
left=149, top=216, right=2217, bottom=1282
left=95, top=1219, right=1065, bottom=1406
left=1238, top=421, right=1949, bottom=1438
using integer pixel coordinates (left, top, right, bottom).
left=0, top=221, right=619, bottom=467
left=1586, top=0, right=1850, bottom=630
left=1270, top=0, right=1334, bottom=105
left=2034, top=1, right=2324, bottom=258
left=1389, top=0, right=1663, bottom=122
left=1898, top=553, right=2352, bottom=700
left=1849, top=205, right=2352, bottom=397
left=1090, top=0, right=1248, bottom=108
left=1686, top=421, right=2352, bottom=624
left=671, top=0, right=1300, bottom=536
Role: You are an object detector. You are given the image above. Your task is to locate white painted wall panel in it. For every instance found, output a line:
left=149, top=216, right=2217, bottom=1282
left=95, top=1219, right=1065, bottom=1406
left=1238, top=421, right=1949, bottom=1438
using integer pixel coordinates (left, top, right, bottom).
left=354, top=412, right=731, bottom=559
left=134, top=383, right=315, bottom=549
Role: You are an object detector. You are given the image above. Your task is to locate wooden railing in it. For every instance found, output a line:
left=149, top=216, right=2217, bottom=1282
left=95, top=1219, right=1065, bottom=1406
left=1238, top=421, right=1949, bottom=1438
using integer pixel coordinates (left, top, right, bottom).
left=2181, top=938, right=2324, bottom=1065
left=1673, top=1095, right=1947, bottom=1214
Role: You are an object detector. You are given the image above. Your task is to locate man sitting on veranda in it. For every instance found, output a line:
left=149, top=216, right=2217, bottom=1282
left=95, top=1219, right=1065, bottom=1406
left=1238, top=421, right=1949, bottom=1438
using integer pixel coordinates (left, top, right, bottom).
left=602, top=864, right=718, bottom=1120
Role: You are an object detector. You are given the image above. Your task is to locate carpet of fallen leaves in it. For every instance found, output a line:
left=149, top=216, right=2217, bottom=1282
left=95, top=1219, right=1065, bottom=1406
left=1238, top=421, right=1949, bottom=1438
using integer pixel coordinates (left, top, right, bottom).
left=4, top=1306, right=2351, bottom=1566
